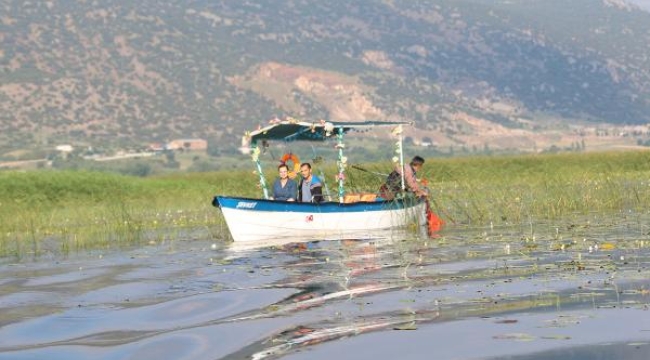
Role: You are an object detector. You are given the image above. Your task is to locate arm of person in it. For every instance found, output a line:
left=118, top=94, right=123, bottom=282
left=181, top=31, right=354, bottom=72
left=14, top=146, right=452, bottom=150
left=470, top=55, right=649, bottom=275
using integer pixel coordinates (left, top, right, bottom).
left=404, top=165, right=428, bottom=197
left=311, top=184, right=324, bottom=203
left=286, top=179, right=298, bottom=201
left=310, top=176, right=324, bottom=203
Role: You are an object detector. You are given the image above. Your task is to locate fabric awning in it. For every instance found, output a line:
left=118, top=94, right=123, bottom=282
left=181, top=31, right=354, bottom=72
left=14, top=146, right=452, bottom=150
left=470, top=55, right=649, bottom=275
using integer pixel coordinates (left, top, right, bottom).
left=244, top=119, right=410, bottom=144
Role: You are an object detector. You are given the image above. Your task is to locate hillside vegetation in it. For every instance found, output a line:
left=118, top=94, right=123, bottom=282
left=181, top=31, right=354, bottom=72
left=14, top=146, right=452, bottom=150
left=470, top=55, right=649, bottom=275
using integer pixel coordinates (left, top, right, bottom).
left=1, top=0, right=650, bottom=157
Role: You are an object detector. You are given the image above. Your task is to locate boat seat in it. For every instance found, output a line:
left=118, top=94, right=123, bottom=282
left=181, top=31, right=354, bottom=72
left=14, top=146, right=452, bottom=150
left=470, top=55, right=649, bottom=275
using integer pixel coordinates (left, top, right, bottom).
left=343, top=192, right=378, bottom=203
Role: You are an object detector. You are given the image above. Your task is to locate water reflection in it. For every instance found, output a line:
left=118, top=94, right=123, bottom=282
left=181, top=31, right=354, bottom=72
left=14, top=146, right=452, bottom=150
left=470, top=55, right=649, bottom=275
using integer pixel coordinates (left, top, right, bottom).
left=1, top=213, right=650, bottom=359
left=496, top=342, right=650, bottom=360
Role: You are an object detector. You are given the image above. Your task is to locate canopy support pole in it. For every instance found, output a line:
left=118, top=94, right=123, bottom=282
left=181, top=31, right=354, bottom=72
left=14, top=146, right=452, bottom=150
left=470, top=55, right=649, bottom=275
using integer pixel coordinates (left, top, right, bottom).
left=252, top=142, right=269, bottom=199
left=336, top=127, right=346, bottom=203
left=399, top=130, right=405, bottom=192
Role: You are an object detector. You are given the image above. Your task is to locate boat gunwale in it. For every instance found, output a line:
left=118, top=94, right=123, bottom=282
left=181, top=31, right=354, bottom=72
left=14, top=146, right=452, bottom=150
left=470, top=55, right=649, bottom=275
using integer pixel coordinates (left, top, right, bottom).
left=213, top=195, right=426, bottom=212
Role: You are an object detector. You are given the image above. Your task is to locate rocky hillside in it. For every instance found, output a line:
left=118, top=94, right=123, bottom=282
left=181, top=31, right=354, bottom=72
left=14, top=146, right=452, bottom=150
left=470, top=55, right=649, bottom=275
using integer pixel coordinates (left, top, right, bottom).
left=2, top=0, right=650, bottom=157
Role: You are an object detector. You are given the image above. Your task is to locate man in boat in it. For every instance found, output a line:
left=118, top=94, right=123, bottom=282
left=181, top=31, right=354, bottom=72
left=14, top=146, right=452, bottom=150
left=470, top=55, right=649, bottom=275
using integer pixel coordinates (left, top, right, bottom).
left=270, top=164, right=298, bottom=201
left=298, top=162, right=324, bottom=203
left=379, top=155, right=428, bottom=200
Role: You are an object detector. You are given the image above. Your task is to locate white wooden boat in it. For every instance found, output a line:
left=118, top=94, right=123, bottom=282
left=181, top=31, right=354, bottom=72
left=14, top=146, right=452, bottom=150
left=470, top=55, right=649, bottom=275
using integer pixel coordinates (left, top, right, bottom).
left=212, top=118, right=440, bottom=242
left=212, top=195, right=427, bottom=242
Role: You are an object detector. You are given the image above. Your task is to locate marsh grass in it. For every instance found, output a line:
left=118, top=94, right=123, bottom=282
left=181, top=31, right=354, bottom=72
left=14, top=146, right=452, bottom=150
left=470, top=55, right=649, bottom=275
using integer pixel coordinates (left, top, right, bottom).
left=421, top=151, right=650, bottom=225
left=0, top=170, right=242, bottom=258
left=2, top=150, right=650, bottom=258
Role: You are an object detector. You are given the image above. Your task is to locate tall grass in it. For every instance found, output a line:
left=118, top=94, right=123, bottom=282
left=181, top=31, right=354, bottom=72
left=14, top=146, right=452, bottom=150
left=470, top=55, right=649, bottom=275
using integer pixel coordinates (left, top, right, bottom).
left=423, top=151, right=650, bottom=225
left=338, top=150, right=650, bottom=224
left=2, top=150, right=650, bottom=258
left=0, top=170, right=254, bottom=258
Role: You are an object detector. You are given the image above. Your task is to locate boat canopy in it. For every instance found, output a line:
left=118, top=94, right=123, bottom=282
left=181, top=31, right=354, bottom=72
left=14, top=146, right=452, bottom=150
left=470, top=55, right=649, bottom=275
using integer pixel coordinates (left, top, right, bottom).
left=244, top=119, right=410, bottom=144
left=242, top=118, right=410, bottom=202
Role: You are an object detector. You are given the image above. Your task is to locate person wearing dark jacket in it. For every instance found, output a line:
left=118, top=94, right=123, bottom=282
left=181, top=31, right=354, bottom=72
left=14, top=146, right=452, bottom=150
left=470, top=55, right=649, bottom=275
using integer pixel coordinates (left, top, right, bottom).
left=298, top=163, right=324, bottom=203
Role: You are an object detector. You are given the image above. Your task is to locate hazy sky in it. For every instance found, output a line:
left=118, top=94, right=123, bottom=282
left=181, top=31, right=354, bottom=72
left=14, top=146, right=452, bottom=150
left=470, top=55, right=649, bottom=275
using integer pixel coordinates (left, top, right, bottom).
left=628, top=0, right=650, bottom=10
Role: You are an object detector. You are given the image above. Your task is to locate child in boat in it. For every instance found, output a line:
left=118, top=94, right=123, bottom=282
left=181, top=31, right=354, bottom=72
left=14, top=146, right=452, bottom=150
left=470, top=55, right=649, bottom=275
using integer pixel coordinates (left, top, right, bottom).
left=271, top=164, right=298, bottom=201
left=298, top=162, right=324, bottom=203
left=379, top=155, right=428, bottom=200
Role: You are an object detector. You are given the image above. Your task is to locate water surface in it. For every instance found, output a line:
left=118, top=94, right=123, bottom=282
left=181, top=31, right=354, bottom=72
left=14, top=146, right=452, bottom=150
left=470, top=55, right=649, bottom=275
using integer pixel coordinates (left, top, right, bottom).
left=1, top=212, right=650, bottom=359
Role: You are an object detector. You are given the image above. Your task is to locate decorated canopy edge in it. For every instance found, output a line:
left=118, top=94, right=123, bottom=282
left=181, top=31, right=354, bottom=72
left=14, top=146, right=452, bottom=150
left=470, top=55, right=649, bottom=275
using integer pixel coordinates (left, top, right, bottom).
left=243, top=119, right=412, bottom=144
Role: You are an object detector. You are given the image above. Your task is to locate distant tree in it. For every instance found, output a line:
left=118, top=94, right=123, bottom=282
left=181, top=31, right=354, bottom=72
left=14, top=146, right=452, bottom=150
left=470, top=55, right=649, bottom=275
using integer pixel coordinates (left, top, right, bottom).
left=163, top=150, right=180, bottom=168
left=188, top=160, right=220, bottom=172
left=483, top=143, right=492, bottom=155
left=206, top=140, right=221, bottom=157
left=124, top=163, right=152, bottom=177
left=544, top=145, right=560, bottom=154
left=164, top=150, right=175, bottom=162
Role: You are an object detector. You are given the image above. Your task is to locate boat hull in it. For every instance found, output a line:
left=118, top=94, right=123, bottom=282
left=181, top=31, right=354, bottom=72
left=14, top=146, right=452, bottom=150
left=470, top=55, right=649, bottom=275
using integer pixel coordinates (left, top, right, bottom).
left=213, top=196, right=427, bottom=242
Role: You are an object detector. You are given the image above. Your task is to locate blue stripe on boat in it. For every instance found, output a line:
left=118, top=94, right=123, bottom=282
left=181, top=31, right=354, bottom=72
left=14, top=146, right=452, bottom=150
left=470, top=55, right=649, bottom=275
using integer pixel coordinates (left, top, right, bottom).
left=213, top=196, right=422, bottom=213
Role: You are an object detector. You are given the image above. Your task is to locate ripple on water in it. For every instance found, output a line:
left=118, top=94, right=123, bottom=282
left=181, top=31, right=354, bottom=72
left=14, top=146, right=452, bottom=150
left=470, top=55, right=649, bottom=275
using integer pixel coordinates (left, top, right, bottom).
left=2, top=214, right=650, bottom=359
left=0, top=286, right=294, bottom=349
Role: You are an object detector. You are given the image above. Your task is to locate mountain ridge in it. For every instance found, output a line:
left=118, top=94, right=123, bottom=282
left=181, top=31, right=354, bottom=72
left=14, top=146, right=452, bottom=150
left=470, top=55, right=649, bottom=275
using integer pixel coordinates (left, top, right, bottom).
left=2, top=0, right=650, bottom=158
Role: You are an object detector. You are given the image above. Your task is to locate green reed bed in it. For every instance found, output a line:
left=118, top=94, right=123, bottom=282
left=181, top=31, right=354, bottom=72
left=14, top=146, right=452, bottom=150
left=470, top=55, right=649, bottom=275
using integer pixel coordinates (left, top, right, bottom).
left=0, top=170, right=255, bottom=258
left=424, top=151, right=650, bottom=225
left=2, top=150, right=650, bottom=258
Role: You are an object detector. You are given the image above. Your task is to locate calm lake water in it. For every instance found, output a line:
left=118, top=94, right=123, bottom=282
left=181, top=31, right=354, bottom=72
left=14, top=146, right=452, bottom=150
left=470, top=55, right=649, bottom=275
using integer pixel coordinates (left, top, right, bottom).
left=1, top=212, right=650, bottom=359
